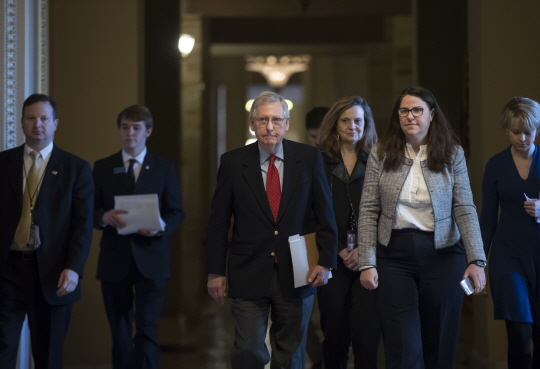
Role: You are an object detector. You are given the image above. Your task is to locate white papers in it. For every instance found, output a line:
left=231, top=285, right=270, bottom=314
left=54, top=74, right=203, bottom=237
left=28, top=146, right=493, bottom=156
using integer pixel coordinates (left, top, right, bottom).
left=114, top=194, right=166, bottom=235
left=537, top=190, right=540, bottom=223
left=289, top=234, right=331, bottom=288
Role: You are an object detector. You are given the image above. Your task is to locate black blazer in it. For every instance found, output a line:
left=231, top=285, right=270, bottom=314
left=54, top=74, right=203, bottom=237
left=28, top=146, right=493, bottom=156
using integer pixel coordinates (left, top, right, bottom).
left=205, top=139, right=338, bottom=299
left=0, top=144, right=94, bottom=305
left=322, top=151, right=368, bottom=253
left=93, top=150, right=184, bottom=282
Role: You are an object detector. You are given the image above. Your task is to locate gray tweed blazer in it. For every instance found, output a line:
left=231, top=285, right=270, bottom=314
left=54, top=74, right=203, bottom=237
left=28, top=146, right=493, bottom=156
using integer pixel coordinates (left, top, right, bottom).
left=357, top=144, right=486, bottom=267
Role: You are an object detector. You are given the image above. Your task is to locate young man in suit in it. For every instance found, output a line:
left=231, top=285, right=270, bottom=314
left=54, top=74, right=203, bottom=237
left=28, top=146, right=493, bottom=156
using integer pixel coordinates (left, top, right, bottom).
left=206, top=91, right=338, bottom=369
left=93, top=105, right=184, bottom=369
left=0, top=94, right=94, bottom=369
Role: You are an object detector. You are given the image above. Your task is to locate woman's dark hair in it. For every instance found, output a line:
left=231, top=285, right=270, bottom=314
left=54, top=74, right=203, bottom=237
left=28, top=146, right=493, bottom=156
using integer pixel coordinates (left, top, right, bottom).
left=319, top=96, right=378, bottom=160
left=377, top=86, right=459, bottom=172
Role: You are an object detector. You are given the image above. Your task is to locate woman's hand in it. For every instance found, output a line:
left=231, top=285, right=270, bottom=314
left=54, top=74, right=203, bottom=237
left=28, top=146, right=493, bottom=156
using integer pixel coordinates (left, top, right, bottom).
left=339, top=248, right=359, bottom=271
left=524, top=198, right=540, bottom=218
left=360, top=268, right=379, bottom=290
left=463, top=264, right=486, bottom=295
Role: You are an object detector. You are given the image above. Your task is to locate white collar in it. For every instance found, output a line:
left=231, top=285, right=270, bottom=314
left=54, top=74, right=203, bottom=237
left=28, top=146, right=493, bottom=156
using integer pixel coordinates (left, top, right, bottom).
left=122, top=147, right=147, bottom=164
left=24, top=141, right=53, bottom=159
left=258, top=142, right=284, bottom=165
left=405, top=143, right=427, bottom=161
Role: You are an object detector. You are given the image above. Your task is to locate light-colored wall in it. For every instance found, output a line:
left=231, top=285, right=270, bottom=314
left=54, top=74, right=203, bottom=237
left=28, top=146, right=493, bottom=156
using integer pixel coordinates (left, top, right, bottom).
left=468, top=1, right=540, bottom=367
left=49, top=0, right=141, bottom=365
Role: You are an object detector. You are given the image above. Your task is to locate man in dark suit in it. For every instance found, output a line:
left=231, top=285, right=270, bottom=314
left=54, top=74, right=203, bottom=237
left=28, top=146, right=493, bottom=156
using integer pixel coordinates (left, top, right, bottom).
left=0, top=94, right=93, bottom=369
left=93, top=105, right=184, bottom=369
left=206, top=91, right=338, bottom=369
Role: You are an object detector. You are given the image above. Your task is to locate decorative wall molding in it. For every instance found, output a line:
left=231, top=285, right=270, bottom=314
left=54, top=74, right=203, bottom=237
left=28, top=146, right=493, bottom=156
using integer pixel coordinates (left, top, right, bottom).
left=37, top=0, right=48, bottom=94
left=4, top=0, right=17, bottom=149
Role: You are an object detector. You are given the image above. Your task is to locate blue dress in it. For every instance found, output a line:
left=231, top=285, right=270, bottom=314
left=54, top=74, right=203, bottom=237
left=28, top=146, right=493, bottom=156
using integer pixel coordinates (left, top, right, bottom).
left=480, top=145, right=540, bottom=325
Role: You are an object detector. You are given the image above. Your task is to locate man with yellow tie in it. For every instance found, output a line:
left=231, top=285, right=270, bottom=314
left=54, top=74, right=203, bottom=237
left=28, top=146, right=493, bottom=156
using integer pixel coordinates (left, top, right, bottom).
left=0, top=94, right=93, bottom=369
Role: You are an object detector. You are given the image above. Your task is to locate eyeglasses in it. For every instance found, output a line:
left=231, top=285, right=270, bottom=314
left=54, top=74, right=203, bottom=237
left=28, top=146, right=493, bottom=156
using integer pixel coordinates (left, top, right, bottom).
left=254, top=117, right=286, bottom=127
left=398, top=107, right=429, bottom=117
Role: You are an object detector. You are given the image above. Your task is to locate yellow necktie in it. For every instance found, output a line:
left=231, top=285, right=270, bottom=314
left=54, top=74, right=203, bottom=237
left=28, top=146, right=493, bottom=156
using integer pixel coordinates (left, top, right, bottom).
left=13, top=151, right=40, bottom=249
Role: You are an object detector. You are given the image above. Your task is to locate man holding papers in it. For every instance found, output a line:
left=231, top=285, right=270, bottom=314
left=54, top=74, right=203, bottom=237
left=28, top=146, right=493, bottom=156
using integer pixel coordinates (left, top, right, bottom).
left=93, top=105, right=184, bottom=369
left=205, top=91, right=338, bottom=369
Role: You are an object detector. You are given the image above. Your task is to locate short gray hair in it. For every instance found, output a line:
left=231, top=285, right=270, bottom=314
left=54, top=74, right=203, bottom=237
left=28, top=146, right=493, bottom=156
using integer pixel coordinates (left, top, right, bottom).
left=249, top=91, right=289, bottom=120
left=501, top=96, right=540, bottom=132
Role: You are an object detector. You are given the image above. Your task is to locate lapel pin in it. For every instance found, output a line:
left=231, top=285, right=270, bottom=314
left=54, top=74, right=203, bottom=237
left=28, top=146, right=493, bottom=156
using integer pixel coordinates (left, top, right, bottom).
left=146, top=166, right=150, bottom=170
left=52, top=171, right=58, bottom=175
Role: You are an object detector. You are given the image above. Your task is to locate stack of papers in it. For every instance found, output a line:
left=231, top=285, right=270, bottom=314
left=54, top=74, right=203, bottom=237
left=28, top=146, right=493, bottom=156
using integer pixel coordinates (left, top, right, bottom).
left=114, top=194, right=166, bottom=235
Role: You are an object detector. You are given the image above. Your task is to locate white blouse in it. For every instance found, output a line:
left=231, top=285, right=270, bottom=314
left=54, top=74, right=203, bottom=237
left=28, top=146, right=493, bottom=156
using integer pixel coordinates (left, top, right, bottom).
left=392, top=144, right=435, bottom=231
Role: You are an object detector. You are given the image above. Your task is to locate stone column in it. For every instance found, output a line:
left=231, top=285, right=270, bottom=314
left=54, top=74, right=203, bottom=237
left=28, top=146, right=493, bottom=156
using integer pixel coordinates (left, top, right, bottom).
left=0, top=0, right=48, bottom=150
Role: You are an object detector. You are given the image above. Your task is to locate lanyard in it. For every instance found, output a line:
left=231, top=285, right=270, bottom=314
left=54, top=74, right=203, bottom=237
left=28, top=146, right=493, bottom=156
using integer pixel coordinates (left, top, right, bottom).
left=23, top=156, right=46, bottom=215
left=344, top=169, right=357, bottom=232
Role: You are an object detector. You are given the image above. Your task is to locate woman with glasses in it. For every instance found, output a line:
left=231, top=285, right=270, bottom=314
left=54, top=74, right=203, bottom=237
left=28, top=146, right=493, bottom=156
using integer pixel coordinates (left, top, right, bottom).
left=317, top=96, right=380, bottom=369
left=358, top=86, right=486, bottom=369
left=480, top=97, right=540, bottom=369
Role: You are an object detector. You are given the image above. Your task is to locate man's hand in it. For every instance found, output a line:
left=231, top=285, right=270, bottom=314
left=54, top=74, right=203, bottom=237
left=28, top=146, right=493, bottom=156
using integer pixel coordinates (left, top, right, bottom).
left=308, top=265, right=331, bottom=287
left=207, top=274, right=227, bottom=305
left=339, top=248, right=359, bottom=271
left=57, top=269, right=79, bottom=297
left=102, top=209, right=128, bottom=229
left=137, top=229, right=159, bottom=237
left=360, top=268, right=379, bottom=290
left=463, top=264, right=486, bottom=295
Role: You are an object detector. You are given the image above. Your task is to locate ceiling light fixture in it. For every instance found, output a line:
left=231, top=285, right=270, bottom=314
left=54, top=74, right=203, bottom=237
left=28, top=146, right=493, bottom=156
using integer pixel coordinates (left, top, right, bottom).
left=245, top=55, right=311, bottom=88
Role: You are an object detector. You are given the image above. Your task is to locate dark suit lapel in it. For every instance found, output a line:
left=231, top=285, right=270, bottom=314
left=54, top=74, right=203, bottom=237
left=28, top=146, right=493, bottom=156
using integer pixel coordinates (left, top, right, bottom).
left=277, top=139, right=301, bottom=224
left=8, top=145, right=25, bottom=207
left=242, top=143, right=275, bottom=224
left=110, top=151, right=131, bottom=194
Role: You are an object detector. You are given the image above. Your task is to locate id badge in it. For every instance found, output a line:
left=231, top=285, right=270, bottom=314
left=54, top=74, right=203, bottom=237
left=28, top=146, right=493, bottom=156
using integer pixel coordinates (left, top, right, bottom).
left=347, top=231, right=356, bottom=251
left=27, top=224, right=41, bottom=250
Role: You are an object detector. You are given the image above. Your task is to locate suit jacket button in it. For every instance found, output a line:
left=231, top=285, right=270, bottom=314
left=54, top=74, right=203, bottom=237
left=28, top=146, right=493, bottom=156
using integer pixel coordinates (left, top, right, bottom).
left=271, top=252, right=275, bottom=256
left=274, top=230, right=278, bottom=235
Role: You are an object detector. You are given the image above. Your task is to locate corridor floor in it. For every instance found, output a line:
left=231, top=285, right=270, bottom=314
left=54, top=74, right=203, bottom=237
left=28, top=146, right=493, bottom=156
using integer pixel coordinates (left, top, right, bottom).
left=159, top=296, right=475, bottom=369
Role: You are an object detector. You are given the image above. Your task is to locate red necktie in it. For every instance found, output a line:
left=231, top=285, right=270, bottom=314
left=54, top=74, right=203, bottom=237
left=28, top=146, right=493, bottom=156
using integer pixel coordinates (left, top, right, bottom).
left=266, top=154, right=281, bottom=222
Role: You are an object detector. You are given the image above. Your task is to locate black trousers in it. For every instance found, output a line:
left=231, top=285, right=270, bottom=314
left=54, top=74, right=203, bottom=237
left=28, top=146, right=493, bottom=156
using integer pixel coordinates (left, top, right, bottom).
left=101, top=259, right=166, bottom=369
left=228, top=265, right=313, bottom=369
left=376, top=229, right=466, bottom=369
left=0, top=252, right=72, bottom=369
left=318, top=258, right=381, bottom=369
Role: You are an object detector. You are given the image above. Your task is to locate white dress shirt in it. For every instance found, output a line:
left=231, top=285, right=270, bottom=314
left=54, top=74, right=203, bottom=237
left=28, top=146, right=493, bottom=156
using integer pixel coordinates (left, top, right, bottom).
left=392, top=144, right=435, bottom=231
left=122, top=147, right=147, bottom=183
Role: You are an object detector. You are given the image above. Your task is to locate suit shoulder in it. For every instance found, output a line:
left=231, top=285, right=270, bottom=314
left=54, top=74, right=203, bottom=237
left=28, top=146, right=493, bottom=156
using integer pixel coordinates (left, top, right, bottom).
left=220, top=143, right=254, bottom=162
left=146, top=151, right=175, bottom=166
left=286, top=140, right=320, bottom=162
left=0, top=145, right=22, bottom=159
left=53, top=146, right=90, bottom=167
left=288, top=140, right=317, bottom=153
left=94, top=152, right=120, bottom=167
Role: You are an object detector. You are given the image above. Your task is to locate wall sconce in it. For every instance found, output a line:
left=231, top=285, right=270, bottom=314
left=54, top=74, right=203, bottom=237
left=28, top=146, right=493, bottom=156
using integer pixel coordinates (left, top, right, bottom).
left=178, top=34, right=195, bottom=58
left=245, top=55, right=311, bottom=88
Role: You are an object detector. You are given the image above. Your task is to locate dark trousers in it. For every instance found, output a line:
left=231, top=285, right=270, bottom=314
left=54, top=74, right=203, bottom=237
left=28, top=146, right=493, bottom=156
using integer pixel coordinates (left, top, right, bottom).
left=0, top=252, right=72, bottom=369
left=229, top=265, right=313, bottom=369
left=377, top=229, right=465, bottom=369
left=318, top=259, right=381, bottom=369
left=101, top=260, right=166, bottom=369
